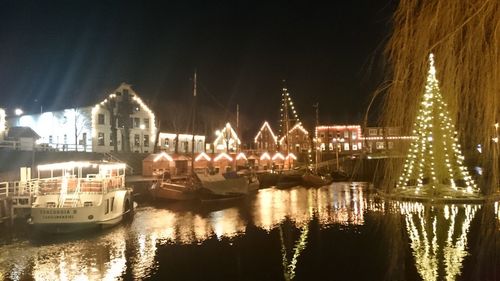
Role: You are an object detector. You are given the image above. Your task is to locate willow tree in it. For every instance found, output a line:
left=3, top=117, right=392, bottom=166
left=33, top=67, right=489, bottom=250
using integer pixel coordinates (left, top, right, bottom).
left=380, top=0, right=499, bottom=194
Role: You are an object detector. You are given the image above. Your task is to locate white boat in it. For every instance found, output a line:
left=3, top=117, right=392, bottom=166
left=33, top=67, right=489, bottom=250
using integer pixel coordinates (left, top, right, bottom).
left=30, top=161, right=134, bottom=233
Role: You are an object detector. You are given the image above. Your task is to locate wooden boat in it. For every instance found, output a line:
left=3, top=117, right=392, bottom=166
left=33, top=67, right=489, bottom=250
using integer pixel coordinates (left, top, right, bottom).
left=257, top=171, right=279, bottom=188
left=331, top=169, right=350, bottom=182
left=301, top=171, right=333, bottom=187
left=276, top=169, right=304, bottom=189
left=150, top=172, right=199, bottom=201
left=30, top=161, right=134, bottom=234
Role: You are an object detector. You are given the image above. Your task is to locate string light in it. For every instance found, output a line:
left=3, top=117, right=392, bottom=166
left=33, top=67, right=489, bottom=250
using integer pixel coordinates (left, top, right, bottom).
left=213, top=123, right=241, bottom=151
left=91, top=84, right=157, bottom=142
left=214, top=152, right=233, bottom=162
left=254, top=121, right=278, bottom=144
left=153, top=152, right=174, bottom=162
left=396, top=54, right=478, bottom=196
left=195, top=152, right=211, bottom=162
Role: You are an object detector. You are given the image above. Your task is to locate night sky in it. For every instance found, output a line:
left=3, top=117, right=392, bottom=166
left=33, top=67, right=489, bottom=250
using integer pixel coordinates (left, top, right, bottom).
left=0, top=0, right=395, bottom=139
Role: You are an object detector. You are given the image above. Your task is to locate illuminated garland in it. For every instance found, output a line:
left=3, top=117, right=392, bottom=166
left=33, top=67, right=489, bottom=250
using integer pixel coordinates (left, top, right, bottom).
left=91, top=84, right=157, bottom=142
left=396, top=54, right=477, bottom=194
left=279, top=87, right=301, bottom=137
left=213, top=122, right=241, bottom=150
left=399, top=202, right=479, bottom=281
left=254, top=121, right=278, bottom=144
left=279, top=123, right=309, bottom=145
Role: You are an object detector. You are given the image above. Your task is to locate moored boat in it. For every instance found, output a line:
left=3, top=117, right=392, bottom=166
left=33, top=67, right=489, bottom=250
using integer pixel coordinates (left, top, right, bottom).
left=276, top=169, right=304, bottom=189
left=301, top=171, right=333, bottom=187
left=196, top=171, right=249, bottom=201
left=150, top=169, right=200, bottom=201
left=30, top=161, right=134, bottom=234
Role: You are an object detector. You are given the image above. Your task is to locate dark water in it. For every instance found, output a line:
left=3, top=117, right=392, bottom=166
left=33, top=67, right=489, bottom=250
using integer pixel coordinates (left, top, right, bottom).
left=0, top=183, right=499, bottom=281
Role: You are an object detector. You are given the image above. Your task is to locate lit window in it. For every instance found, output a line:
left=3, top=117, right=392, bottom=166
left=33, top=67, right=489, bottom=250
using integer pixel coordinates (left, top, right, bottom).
left=353, top=144, right=358, bottom=150
left=98, top=133, right=105, bottom=146
left=344, top=143, right=350, bottom=151
left=369, top=129, right=377, bottom=136
left=144, top=118, right=149, bottom=129
left=134, top=118, right=140, bottom=128
left=144, top=135, right=149, bottom=147
left=344, top=131, right=349, bottom=138
left=376, top=142, right=385, bottom=149
left=352, top=131, right=357, bottom=140
left=134, top=134, right=140, bottom=146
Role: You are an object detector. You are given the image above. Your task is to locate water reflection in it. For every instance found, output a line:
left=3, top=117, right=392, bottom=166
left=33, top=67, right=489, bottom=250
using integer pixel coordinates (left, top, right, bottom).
left=398, top=202, right=480, bottom=281
left=0, top=227, right=128, bottom=280
left=253, top=183, right=371, bottom=230
left=0, top=183, right=497, bottom=280
left=279, top=223, right=309, bottom=281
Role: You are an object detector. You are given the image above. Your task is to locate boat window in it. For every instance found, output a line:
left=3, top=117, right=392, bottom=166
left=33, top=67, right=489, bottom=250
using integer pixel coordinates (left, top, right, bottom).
left=46, top=202, right=56, bottom=208
left=84, top=201, right=93, bottom=207
left=111, top=197, right=114, bottom=211
left=105, top=199, right=109, bottom=214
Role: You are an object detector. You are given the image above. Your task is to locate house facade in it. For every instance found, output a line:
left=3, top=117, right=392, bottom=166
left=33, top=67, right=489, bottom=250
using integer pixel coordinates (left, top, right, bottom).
left=213, top=123, right=241, bottom=153
left=279, top=123, right=310, bottom=153
left=8, top=83, right=157, bottom=153
left=254, top=121, right=278, bottom=153
left=361, top=127, right=413, bottom=156
left=157, top=132, right=205, bottom=154
left=315, top=125, right=363, bottom=155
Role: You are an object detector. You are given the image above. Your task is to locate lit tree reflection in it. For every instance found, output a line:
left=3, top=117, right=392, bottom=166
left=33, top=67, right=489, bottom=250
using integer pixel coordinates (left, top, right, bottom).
left=398, top=202, right=480, bottom=281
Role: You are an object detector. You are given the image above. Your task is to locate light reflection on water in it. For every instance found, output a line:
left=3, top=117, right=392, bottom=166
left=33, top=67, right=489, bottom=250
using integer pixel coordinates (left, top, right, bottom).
left=0, top=182, right=497, bottom=280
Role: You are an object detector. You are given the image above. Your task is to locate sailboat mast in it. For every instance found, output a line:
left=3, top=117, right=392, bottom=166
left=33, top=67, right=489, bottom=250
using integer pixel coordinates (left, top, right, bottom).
left=191, top=70, right=197, bottom=174
left=236, top=104, right=239, bottom=152
left=284, top=87, right=290, bottom=169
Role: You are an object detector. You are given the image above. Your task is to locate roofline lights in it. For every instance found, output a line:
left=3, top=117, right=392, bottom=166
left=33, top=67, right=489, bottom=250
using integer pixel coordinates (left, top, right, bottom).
left=214, top=152, right=233, bottom=162
left=213, top=122, right=241, bottom=146
left=260, top=152, right=271, bottom=160
left=195, top=152, right=211, bottom=162
left=236, top=152, right=247, bottom=161
left=272, top=152, right=285, bottom=160
left=38, top=161, right=93, bottom=171
left=153, top=152, right=174, bottom=162
left=254, top=121, right=278, bottom=143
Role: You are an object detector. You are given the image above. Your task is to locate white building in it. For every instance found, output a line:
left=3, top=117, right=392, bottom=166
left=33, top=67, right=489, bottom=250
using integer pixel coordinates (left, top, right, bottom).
left=0, top=108, right=5, bottom=140
left=8, top=83, right=157, bottom=153
left=158, top=132, right=205, bottom=154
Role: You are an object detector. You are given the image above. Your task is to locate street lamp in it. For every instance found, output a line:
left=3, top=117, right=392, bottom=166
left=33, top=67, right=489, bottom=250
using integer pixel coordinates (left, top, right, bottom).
left=140, top=124, right=145, bottom=153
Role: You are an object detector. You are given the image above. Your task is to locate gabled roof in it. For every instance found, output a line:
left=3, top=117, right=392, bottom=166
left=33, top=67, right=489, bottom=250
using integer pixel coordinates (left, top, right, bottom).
left=213, top=122, right=241, bottom=145
left=279, top=122, right=309, bottom=144
left=254, top=121, right=277, bottom=143
left=7, top=126, right=40, bottom=139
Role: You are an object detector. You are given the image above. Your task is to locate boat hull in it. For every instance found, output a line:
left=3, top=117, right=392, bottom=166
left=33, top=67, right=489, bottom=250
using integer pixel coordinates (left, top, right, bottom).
left=30, top=189, right=133, bottom=234
left=150, top=182, right=198, bottom=201
left=302, top=173, right=333, bottom=187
